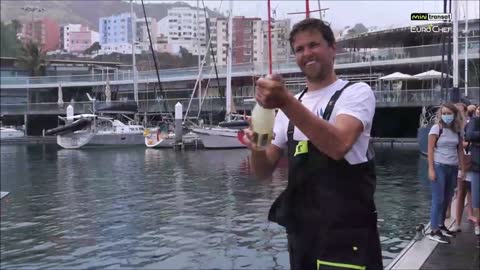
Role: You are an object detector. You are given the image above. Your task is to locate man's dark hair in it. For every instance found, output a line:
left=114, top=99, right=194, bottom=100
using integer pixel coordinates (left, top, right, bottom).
left=289, top=18, right=336, bottom=50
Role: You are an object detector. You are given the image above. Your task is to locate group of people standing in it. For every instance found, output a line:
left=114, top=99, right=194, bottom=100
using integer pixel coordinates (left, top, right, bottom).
left=427, top=103, right=480, bottom=247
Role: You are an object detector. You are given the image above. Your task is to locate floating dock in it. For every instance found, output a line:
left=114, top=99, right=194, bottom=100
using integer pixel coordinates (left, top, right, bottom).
left=387, top=198, right=478, bottom=270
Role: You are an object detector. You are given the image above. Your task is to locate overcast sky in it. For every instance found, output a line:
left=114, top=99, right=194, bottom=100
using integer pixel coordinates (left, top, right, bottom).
left=152, top=0, right=479, bottom=30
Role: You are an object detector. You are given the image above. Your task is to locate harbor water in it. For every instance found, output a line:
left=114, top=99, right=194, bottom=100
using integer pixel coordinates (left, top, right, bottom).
left=1, top=145, right=431, bottom=269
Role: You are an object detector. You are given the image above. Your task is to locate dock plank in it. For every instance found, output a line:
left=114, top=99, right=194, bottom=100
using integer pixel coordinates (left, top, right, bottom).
left=420, top=214, right=479, bottom=270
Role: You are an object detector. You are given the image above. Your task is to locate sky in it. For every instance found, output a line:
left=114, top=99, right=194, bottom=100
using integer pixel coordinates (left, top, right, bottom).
left=149, top=0, right=480, bottom=31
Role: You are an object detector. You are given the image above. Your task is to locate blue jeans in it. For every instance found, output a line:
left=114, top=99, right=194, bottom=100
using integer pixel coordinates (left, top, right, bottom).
left=430, top=162, right=458, bottom=230
left=471, top=171, right=480, bottom=209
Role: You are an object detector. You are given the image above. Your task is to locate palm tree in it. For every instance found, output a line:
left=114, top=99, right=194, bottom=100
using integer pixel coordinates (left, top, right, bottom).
left=17, top=41, right=48, bottom=76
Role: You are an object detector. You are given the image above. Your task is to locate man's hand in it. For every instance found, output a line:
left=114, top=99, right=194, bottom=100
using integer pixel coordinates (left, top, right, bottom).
left=242, top=116, right=275, bottom=151
left=255, top=74, right=292, bottom=109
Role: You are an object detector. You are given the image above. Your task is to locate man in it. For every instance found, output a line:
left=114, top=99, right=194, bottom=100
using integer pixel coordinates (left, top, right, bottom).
left=243, top=18, right=382, bottom=269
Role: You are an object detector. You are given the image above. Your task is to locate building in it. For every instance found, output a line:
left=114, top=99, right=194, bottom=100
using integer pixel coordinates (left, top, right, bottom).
left=60, top=25, right=99, bottom=53
left=253, top=19, right=291, bottom=64
left=60, top=24, right=82, bottom=52
left=98, top=13, right=140, bottom=55
left=167, top=7, right=207, bottom=55
left=69, top=26, right=94, bottom=53
left=136, top=17, right=157, bottom=51
left=21, top=17, right=60, bottom=52
left=232, top=17, right=261, bottom=64
left=208, top=17, right=228, bottom=65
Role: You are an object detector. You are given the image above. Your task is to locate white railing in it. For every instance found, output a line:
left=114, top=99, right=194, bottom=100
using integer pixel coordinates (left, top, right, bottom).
left=1, top=41, right=478, bottom=88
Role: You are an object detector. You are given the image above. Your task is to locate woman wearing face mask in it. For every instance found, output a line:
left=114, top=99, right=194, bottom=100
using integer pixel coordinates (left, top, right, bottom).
left=427, top=103, right=465, bottom=244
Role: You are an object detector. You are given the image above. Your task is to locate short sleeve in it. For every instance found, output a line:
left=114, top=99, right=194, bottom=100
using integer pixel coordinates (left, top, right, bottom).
left=335, top=83, right=376, bottom=131
left=429, top=124, right=440, bottom=136
left=271, top=110, right=288, bottom=149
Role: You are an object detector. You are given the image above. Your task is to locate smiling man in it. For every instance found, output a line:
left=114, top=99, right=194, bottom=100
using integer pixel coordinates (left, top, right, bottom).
left=243, top=18, right=382, bottom=269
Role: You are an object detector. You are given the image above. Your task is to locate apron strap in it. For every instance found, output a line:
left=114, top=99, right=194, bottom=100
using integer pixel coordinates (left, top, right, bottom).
left=287, top=81, right=355, bottom=142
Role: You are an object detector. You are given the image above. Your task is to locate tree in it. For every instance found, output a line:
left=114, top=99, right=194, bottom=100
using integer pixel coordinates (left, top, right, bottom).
left=179, top=46, right=198, bottom=67
left=0, top=22, right=21, bottom=57
left=17, top=41, right=48, bottom=76
left=11, top=19, right=22, bottom=34
left=346, top=23, right=368, bottom=37
left=84, top=41, right=101, bottom=55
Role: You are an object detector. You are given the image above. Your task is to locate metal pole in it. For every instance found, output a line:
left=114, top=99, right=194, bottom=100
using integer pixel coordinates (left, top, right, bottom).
left=464, top=0, right=468, bottom=97
left=197, top=0, right=202, bottom=111
left=317, top=0, right=322, bottom=19
left=267, top=0, right=273, bottom=74
left=130, top=0, right=138, bottom=103
left=226, top=0, right=233, bottom=119
left=452, top=0, right=459, bottom=102
left=306, top=0, right=310, bottom=18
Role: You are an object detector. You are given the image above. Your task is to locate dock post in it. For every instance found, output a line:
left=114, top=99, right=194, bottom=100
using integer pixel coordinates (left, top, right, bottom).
left=175, top=102, right=183, bottom=145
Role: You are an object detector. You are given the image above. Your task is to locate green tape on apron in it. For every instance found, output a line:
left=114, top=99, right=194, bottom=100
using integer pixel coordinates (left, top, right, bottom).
left=317, top=259, right=366, bottom=270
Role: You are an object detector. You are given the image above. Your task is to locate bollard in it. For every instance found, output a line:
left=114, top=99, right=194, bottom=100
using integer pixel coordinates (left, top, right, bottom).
left=414, top=223, right=425, bottom=240
left=175, top=102, right=183, bottom=144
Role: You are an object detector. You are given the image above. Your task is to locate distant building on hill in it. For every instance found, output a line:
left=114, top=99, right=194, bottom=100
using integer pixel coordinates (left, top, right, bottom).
left=21, top=17, right=60, bottom=52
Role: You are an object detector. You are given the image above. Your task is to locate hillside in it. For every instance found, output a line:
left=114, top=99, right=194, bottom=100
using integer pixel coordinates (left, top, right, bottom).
left=0, top=0, right=224, bottom=30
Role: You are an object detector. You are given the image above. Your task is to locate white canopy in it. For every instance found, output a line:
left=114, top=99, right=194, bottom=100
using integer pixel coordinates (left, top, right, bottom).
left=413, top=70, right=452, bottom=80
left=379, top=72, right=416, bottom=81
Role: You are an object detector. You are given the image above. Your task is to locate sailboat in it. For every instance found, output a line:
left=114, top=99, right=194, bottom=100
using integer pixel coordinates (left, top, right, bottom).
left=190, top=0, right=249, bottom=149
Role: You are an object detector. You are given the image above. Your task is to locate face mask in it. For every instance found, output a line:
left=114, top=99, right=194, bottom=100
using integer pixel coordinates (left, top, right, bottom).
left=441, top=115, right=454, bottom=124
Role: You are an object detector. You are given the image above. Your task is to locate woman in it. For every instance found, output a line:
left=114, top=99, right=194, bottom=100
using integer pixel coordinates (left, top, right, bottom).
left=465, top=105, right=480, bottom=247
left=427, top=103, right=465, bottom=243
left=452, top=104, right=477, bottom=232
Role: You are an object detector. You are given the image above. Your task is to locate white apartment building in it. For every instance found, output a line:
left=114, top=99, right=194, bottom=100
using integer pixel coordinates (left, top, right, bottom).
left=167, top=7, right=207, bottom=56
left=98, top=13, right=140, bottom=55
left=208, top=17, right=228, bottom=66
left=60, top=24, right=81, bottom=52
left=136, top=17, right=157, bottom=51
left=253, top=19, right=291, bottom=64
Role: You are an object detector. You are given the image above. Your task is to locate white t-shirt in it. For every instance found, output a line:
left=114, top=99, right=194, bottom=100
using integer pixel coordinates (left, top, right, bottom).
left=271, top=79, right=376, bottom=165
left=428, top=124, right=459, bottom=166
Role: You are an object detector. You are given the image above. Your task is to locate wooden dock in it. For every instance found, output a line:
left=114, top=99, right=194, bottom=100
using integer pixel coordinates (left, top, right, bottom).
left=388, top=198, right=479, bottom=270
left=371, top=137, right=418, bottom=150
left=0, top=136, right=57, bottom=145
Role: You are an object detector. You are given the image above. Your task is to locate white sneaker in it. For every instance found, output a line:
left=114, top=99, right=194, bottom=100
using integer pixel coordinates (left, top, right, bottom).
left=451, top=224, right=461, bottom=232
left=475, top=226, right=480, bottom=236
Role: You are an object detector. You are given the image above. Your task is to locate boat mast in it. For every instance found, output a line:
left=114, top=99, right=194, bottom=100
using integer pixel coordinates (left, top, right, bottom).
left=305, top=0, right=310, bottom=18
left=226, top=0, right=233, bottom=121
left=267, top=0, right=273, bottom=74
left=130, top=0, right=138, bottom=104
left=463, top=0, right=468, bottom=97
left=452, top=0, right=459, bottom=102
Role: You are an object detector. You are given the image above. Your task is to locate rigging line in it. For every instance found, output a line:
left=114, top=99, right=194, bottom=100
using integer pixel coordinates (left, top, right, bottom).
left=202, top=0, right=224, bottom=102
left=140, top=0, right=169, bottom=113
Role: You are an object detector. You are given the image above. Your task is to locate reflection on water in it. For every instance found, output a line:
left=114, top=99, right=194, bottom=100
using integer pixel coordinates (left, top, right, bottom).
left=1, top=145, right=430, bottom=269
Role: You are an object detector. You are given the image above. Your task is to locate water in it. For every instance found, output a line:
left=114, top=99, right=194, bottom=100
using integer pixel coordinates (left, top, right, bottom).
left=1, top=145, right=431, bottom=269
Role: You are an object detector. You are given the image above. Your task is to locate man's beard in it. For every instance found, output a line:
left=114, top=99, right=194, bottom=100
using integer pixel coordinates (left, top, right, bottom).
left=302, top=64, right=331, bottom=83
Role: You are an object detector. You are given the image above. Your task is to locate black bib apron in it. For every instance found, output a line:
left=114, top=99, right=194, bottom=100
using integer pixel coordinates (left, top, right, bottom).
left=268, top=82, right=383, bottom=270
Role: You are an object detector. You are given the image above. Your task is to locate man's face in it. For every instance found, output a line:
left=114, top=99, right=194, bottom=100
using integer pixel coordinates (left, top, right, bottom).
left=292, top=29, right=336, bottom=83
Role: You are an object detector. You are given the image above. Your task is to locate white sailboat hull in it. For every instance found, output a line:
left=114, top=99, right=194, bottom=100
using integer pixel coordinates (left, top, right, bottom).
left=0, top=128, right=24, bottom=139
left=192, top=127, right=245, bottom=149
left=58, top=132, right=145, bottom=149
